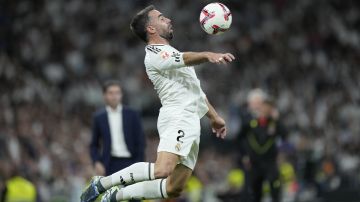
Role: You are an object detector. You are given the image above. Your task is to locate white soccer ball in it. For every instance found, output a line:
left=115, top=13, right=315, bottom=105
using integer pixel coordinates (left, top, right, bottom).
left=199, top=2, right=232, bottom=35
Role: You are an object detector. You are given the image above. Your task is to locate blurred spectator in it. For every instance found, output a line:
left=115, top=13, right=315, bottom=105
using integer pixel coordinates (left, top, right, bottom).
left=1, top=165, right=37, bottom=202
left=236, top=89, right=287, bottom=202
left=90, top=80, right=145, bottom=177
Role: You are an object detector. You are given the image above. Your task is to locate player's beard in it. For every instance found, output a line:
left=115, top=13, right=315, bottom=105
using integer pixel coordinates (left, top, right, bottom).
left=160, top=31, right=173, bottom=41
left=160, top=25, right=173, bottom=41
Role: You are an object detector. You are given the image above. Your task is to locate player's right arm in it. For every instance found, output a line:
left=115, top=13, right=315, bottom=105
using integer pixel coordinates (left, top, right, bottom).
left=183, top=52, right=235, bottom=66
left=205, top=98, right=227, bottom=139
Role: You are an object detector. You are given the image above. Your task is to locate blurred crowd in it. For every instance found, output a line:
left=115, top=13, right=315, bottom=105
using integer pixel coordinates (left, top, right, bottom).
left=1, top=0, right=360, bottom=201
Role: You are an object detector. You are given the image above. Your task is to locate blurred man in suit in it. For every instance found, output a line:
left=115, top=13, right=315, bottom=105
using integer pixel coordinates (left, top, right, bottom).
left=90, top=80, right=145, bottom=177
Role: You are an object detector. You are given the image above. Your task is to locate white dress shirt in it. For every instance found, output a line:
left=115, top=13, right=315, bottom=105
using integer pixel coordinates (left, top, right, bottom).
left=106, top=105, right=131, bottom=158
left=144, top=44, right=209, bottom=118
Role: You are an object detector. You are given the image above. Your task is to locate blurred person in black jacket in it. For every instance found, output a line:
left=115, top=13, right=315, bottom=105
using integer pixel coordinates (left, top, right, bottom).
left=237, top=89, right=287, bottom=202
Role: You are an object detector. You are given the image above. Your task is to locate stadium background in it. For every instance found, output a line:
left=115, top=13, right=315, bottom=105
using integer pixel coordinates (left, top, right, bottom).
left=1, top=0, right=359, bottom=201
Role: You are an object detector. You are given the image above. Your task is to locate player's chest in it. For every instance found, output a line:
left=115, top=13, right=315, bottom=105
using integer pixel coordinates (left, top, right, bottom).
left=163, top=67, right=196, bottom=78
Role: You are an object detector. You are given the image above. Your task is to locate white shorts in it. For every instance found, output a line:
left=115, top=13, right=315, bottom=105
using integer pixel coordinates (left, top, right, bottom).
left=157, top=108, right=201, bottom=170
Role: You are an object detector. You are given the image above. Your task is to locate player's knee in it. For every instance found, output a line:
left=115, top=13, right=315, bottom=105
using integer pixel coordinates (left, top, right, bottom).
left=154, top=163, right=175, bottom=178
left=155, top=169, right=172, bottom=178
left=166, top=183, right=184, bottom=198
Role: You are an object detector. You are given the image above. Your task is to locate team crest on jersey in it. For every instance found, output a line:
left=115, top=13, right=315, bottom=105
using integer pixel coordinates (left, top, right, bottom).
left=160, top=51, right=170, bottom=59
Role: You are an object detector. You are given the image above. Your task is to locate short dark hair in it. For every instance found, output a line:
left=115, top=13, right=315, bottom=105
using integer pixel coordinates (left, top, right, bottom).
left=130, top=5, right=156, bottom=42
left=102, top=80, right=121, bottom=93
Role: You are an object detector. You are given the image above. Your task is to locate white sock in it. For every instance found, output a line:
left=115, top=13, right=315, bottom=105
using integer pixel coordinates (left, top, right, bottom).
left=116, top=179, right=168, bottom=200
left=100, top=162, right=155, bottom=189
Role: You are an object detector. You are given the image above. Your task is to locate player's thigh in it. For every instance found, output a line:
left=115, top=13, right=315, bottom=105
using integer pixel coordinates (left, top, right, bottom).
left=166, top=163, right=193, bottom=193
left=155, top=151, right=180, bottom=177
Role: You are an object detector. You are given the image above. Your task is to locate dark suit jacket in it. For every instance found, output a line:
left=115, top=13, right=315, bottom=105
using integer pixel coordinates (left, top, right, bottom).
left=90, top=106, right=145, bottom=170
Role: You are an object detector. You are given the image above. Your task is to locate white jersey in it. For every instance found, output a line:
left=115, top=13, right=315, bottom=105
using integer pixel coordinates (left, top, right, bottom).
left=144, top=44, right=209, bottom=118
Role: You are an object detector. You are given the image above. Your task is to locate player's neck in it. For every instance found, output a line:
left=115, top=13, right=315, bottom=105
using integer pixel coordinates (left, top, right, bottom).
left=147, top=37, right=169, bottom=45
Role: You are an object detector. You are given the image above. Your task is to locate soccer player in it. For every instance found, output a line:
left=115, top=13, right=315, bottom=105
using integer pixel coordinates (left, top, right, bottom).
left=80, top=5, right=235, bottom=202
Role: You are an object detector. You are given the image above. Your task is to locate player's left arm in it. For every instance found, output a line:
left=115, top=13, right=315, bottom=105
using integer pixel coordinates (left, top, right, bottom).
left=205, top=98, right=227, bottom=139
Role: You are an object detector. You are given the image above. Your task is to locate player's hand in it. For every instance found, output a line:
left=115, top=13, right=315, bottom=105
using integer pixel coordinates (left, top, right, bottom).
left=206, top=52, right=235, bottom=65
left=94, top=161, right=105, bottom=176
left=210, top=115, right=227, bottom=139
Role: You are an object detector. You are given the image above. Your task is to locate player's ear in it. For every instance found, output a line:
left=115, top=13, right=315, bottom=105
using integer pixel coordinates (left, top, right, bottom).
left=146, top=25, right=156, bottom=34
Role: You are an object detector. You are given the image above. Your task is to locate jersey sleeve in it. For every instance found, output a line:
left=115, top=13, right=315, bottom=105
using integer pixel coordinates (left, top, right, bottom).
left=200, top=88, right=207, bottom=99
left=145, top=45, right=186, bottom=70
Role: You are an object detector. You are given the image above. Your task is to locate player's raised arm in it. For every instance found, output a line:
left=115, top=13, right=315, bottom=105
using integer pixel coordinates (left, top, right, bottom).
left=205, top=98, right=227, bottom=139
left=146, top=48, right=235, bottom=71
left=183, top=51, right=235, bottom=66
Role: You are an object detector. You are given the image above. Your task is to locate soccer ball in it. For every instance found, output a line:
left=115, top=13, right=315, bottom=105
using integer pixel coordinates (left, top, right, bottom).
left=199, top=2, right=232, bottom=35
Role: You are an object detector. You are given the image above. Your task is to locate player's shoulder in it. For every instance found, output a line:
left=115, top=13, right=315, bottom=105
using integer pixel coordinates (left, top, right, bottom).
left=145, top=45, right=170, bottom=66
left=145, top=44, right=166, bottom=54
left=145, top=44, right=178, bottom=55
